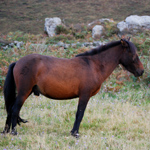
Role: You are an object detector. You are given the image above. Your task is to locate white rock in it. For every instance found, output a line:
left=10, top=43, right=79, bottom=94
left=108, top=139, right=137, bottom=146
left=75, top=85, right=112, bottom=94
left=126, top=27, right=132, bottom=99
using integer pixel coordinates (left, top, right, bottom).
left=117, top=15, right=150, bottom=33
left=117, top=21, right=128, bottom=32
left=125, top=15, right=150, bottom=29
left=93, top=41, right=103, bottom=47
left=88, top=18, right=113, bottom=27
left=99, top=18, right=114, bottom=23
left=64, top=44, right=70, bottom=49
left=14, top=41, right=24, bottom=49
left=57, top=41, right=64, bottom=47
left=92, top=25, right=104, bottom=38
left=44, top=17, right=62, bottom=37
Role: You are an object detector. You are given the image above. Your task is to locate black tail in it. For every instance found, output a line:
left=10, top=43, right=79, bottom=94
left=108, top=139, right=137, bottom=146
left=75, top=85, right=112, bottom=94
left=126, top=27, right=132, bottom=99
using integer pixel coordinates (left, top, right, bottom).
left=3, top=62, right=16, bottom=114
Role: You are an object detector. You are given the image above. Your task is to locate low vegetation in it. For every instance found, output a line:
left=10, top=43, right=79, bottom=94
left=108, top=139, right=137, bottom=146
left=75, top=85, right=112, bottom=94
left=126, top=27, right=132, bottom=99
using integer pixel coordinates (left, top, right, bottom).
left=0, top=23, right=150, bottom=149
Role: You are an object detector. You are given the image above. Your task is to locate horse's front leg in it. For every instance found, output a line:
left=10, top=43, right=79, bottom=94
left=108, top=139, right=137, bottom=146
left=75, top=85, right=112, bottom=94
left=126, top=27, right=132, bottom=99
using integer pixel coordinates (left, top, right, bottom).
left=71, top=94, right=90, bottom=138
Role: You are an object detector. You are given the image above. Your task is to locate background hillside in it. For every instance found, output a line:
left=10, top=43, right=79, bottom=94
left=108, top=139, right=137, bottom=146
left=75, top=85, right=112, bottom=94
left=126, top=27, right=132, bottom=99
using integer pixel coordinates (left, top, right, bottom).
left=0, top=0, right=150, bottom=34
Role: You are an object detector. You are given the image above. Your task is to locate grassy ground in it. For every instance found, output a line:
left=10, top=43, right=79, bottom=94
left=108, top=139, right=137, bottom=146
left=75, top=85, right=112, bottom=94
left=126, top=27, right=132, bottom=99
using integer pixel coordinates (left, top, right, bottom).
left=0, top=27, right=150, bottom=149
left=0, top=0, right=150, bottom=34
left=0, top=78, right=150, bottom=149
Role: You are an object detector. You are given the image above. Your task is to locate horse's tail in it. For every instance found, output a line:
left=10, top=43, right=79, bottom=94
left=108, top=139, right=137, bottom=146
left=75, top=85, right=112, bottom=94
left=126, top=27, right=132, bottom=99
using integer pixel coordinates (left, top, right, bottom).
left=3, top=62, right=16, bottom=114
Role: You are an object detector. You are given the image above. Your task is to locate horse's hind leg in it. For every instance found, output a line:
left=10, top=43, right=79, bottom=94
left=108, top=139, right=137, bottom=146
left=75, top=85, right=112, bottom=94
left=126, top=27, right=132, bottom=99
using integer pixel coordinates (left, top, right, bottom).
left=2, top=114, right=12, bottom=134
left=11, top=92, right=30, bottom=135
left=17, top=85, right=39, bottom=125
left=71, top=94, right=90, bottom=138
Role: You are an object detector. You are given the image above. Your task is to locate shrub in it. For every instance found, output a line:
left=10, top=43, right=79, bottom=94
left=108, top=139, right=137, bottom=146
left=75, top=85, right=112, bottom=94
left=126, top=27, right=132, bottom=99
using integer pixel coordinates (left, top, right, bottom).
left=103, top=22, right=119, bottom=37
left=55, top=25, right=69, bottom=35
left=46, top=34, right=75, bottom=44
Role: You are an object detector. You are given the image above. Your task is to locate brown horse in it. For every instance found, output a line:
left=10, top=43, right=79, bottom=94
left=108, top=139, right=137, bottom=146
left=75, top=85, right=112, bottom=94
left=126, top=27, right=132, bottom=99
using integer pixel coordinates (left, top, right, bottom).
left=2, top=39, right=144, bottom=138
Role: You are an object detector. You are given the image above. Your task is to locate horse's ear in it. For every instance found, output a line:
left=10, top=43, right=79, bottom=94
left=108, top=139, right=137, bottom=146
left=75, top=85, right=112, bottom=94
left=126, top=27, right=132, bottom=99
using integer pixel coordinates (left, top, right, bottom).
left=121, top=39, right=128, bottom=47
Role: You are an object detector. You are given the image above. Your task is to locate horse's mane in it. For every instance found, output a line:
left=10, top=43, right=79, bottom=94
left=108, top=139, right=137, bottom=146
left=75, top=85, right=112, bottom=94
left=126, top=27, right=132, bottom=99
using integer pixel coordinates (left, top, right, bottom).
left=76, top=40, right=121, bottom=57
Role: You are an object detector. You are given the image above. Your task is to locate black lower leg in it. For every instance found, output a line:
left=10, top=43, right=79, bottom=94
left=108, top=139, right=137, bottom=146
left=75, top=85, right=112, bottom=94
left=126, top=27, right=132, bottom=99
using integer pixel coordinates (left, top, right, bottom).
left=2, top=114, right=11, bottom=134
left=11, top=112, right=18, bottom=135
left=11, top=96, right=25, bottom=135
left=71, top=96, right=89, bottom=138
left=71, top=108, right=85, bottom=138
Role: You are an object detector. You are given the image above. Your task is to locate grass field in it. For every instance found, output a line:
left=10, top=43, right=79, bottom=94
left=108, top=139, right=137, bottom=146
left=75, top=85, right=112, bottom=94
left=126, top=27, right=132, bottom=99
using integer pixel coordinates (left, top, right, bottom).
left=0, top=26, right=150, bottom=149
left=0, top=77, right=150, bottom=149
left=0, top=53, right=150, bottom=149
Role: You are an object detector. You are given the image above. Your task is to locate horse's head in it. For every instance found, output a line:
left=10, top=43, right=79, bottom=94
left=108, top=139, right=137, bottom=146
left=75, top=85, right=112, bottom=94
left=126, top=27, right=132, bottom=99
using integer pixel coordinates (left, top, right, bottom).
left=119, top=39, right=144, bottom=77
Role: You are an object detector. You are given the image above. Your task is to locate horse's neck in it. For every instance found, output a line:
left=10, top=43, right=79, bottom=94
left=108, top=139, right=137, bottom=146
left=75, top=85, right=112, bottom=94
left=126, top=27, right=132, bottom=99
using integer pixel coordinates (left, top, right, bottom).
left=94, top=45, right=123, bottom=81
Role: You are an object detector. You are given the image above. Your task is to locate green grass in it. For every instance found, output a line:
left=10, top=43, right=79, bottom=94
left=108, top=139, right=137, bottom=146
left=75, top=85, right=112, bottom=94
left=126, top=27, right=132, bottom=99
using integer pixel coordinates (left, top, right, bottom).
left=0, top=26, right=150, bottom=149
left=0, top=83, right=150, bottom=150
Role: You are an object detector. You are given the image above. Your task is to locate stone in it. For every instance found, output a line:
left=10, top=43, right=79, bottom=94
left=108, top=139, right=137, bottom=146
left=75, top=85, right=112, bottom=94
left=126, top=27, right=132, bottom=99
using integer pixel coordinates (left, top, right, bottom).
left=64, top=44, right=70, bottom=49
left=125, top=15, right=150, bottom=30
left=2, top=45, right=8, bottom=50
left=92, top=25, right=104, bottom=38
left=44, top=17, right=62, bottom=37
left=71, top=43, right=77, bottom=48
left=88, top=18, right=114, bottom=27
left=93, top=41, right=103, bottom=47
left=117, top=21, right=128, bottom=32
left=84, top=42, right=93, bottom=47
left=56, top=41, right=64, bottom=47
left=14, top=41, right=24, bottom=49
left=99, top=18, right=114, bottom=23
left=9, top=43, right=14, bottom=47
left=117, top=15, right=150, bottom=34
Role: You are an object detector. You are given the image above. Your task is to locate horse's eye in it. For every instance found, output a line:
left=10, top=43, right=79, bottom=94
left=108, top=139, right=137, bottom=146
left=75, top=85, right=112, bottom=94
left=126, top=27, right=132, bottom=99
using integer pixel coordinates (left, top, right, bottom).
left=132, top=56, right=138, bottom=63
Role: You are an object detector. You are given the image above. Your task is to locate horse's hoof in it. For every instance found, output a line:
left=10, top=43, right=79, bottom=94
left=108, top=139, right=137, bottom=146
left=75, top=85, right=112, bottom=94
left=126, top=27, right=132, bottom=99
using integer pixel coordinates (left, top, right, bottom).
left=1, top=127, right=10, bottom=134
left=11, top=130, right=17, bottom=135
left=70, top=130, right=80, bottom=138
left=1, top=130, right=8, bottom=135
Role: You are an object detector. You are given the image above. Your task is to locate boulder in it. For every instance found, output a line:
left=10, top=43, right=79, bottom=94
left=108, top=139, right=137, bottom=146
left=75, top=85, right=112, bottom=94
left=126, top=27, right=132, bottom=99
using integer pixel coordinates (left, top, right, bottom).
left=92, top=25, right=104, bottom=39
left=126, top=15, right=150, bottom=30
left=117, top=15, right=150, bottom=34
left=44, top=17, right=62, bottom=37
left=117, top=21, right=128, bottom=32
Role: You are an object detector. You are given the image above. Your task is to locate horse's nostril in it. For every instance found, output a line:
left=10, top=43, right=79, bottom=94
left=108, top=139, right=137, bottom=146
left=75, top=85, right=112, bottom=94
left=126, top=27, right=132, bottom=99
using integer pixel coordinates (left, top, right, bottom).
left=141, top=70, right=144, bottom=75
left=136, top=69, right=144, bottom=77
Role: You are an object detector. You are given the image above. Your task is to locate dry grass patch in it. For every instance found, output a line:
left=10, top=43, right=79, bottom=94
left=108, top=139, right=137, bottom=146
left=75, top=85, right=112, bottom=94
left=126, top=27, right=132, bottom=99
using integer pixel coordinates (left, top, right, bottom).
left=0, top=89, right=150, bottom=150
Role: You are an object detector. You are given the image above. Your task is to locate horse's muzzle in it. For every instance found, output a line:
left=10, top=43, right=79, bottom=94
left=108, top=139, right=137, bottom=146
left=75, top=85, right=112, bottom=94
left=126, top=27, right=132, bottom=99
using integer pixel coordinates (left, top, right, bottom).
left=135, top=69, right=144, bottom=77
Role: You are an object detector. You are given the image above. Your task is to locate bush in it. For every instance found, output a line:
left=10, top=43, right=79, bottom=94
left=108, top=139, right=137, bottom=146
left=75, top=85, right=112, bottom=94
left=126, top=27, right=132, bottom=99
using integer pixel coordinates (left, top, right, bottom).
left=103, top=22, right=119, bottom=37
left=55, top=25, right=69, bottom=35
left=46, top=34, right=75, bottom=44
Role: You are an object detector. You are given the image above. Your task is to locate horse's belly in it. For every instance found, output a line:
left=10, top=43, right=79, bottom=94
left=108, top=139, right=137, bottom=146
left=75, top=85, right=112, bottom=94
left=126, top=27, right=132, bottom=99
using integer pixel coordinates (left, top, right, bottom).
left=38, top=80, right=79, bottom=100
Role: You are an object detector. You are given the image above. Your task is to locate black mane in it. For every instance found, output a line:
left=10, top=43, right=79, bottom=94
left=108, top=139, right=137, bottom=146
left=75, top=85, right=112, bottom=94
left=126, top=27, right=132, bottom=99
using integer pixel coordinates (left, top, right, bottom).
left=76, top=40, right=121, bottom=57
